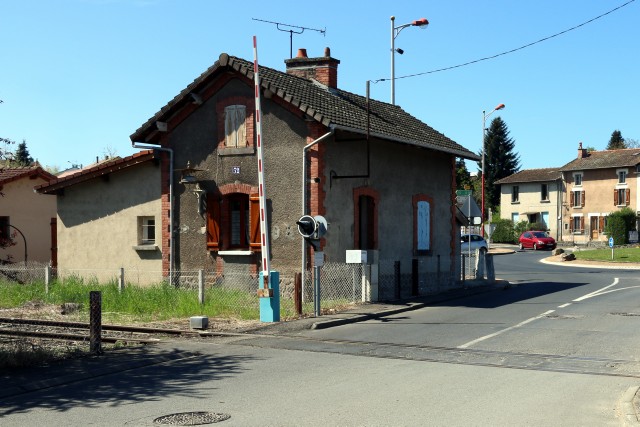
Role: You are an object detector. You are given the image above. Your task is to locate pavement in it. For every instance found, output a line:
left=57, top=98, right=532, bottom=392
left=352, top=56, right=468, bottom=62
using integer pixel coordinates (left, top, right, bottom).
left=3, top=243, right=640, bottom=425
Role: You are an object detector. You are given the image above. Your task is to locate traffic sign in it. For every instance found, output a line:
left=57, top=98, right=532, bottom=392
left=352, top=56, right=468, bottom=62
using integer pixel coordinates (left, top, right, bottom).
left=456, top=190, right=472, bottom=196
left=609, top=237, right=614, bottom=248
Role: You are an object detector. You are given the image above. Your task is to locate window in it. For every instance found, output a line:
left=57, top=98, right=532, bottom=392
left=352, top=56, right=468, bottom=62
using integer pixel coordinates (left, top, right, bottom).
left=139, top=217, right=155, bottom=245
left=354, top=187, right=379, bottom=250
left=511, top=213, right=519, bottom=223
left=413, top=195, right=433, bottom=255
left=541, top=184, right=549, bottom=201
left=358, top=195, right=375, bottom=250
left=571, top=216, right=584, bottom=234
left=574, top=173, right=583, bottom=186
left=571, top=190, right=585, bottom=208
left=618, top=170, right=627, bottom=184
left=615, top=188, right=630, bottom=206
left=224, top=105, right=247, bottom=148
left=511, top=186, right=519, bottom=203
left=0, top=217, right=9, bottom=243
left=206, top=191, right=261, bottom=252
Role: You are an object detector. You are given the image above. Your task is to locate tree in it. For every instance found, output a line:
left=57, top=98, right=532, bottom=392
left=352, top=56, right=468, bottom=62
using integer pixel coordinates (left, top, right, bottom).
left=0, top=100, right=15, bottom=164
left=625, top=138, right=640, bottom=148
left=14, top=139, right=34, bottom=166
left=477, top=116, right=520, bottom=212
left=606, top=129, right=626, bottom=150
left=455, top=158, right=473, bottom=190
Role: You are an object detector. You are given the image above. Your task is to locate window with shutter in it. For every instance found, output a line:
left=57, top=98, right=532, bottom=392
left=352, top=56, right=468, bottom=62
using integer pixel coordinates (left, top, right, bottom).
left=249, top=193, right=261, bottom=251
left=224, top=105, right=247, bottom=148
left=206, top=194, right=221, bottom=250
left=626, top=189, right=631, bottom=205
left=580, top=216, right=585, bottom=232
left=581, top=191, right=585, bottom=207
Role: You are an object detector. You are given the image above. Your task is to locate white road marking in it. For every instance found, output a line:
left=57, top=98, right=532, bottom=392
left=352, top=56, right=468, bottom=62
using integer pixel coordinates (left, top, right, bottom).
left=573, top=278, right=619, bottom=302
left=458, top=310, right=555, bottom=349
left=558, top=303, right=572, bottom=308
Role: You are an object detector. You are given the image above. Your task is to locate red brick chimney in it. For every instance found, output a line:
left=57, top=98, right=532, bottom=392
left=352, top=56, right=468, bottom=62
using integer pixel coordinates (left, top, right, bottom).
left=577, top=142, right=588, bottom=159
left=285, top=47, right=340, bottom=88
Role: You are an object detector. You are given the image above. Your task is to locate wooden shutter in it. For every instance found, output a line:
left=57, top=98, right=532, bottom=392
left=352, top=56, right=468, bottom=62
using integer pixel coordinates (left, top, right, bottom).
left=206, top=194, right=220, bottom=250
left=614, top=189, right=618, bottom=206
left=224, top=107, right=234, bottom=147
left=569, top=218, right=574, bottom=232
left=570, top=191, right=574, bottom=207
left=249, top=193, right=261, bottom=251
left=581, top=191, right=585, bottom=207
left=580, top=216, right=585, bottom=233
left=236, top=106, right=247, bottom=147
left=599, top=216, right=605, bottom=231
left=626, top=188, right=631, bottom=205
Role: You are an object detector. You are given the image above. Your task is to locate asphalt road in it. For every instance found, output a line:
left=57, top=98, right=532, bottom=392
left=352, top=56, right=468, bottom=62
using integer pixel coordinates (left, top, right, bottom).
left=3, top=250, right=640, bottom=426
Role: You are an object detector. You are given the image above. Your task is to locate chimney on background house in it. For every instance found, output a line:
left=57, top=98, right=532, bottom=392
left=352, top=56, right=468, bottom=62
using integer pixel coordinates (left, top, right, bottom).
left=578, top=142, right=588, bottom=159
left=285, top=47, right=340, bottom=88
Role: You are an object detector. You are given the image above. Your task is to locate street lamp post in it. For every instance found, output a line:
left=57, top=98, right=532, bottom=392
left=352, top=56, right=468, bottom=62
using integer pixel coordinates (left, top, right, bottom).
left=481, top=103, right=505, bottom=237
left=391, top=15, right=429, bottom=105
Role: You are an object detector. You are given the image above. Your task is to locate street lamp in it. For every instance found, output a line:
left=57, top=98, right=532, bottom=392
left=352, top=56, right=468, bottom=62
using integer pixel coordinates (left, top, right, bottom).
left=481, top=103, right=505, bottom=237
left=391, top=15, right=429, bottom=105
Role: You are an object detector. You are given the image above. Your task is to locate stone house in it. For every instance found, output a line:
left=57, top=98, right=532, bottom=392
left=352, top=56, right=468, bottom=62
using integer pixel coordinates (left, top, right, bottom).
left=494, top=168, right=563, bottom=239
left=127, top=47, right=479, bottom=285
left=0, top=165, right=56, bottom=264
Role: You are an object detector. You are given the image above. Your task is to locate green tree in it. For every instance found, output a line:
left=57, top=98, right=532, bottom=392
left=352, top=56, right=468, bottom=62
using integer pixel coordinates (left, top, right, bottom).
left=604, top=207, right=636, bottom=244
left=606, top=129, right=626, bottom=150
left=14, top=140, right=34, bottom=166
left=478, top=116, right=520, bottom=212
left=455, top=158, right=472, bottom=190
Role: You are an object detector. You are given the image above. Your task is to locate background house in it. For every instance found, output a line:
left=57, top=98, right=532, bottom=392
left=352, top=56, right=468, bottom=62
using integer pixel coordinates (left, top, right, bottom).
left=559, top=143, right=640, bottom=244
left=494, top=168, right=563, bottom=239
left=35, top=151, right=162, bottom=283
left=126, top=47, right=480, bottom=292
left=0, top=165, right=56, bottom=264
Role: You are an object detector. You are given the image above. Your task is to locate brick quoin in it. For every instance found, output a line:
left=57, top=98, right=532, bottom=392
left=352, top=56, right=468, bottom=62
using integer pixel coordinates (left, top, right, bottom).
left=159, top=144, right=171, bottom=276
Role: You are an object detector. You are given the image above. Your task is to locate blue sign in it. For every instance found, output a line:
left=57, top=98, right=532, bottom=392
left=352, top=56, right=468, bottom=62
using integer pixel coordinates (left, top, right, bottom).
left=609, top=237, right=614, bottom=248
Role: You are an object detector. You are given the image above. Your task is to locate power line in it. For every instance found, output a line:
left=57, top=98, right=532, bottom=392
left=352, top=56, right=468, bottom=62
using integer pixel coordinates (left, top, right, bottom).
left=377, top=0, right=635, bottom=83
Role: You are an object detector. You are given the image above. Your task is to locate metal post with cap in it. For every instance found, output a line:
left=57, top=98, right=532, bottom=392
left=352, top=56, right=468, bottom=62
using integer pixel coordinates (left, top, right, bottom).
left=391, top=15, right=429, bottom=105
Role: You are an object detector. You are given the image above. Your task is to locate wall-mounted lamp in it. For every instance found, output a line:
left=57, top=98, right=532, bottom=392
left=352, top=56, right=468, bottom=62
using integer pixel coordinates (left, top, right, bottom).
left=177, top=161, right=207, bottom=215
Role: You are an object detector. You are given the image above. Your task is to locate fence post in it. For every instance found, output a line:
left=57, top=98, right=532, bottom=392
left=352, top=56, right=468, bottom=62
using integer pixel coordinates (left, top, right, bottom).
left=118, top=268, right=125, bottom=293
left=437, top=255, right=441, bottom=287
left=198, top=269, right=205, bottom=305
left=294, top=272, right=302, bottom=316
left=461, top=255, right=465, bottom=283
left=89, top=291, right=102, bottom=355
left=394, top=261, right=401, bottom=300
left=45, top=266, right=51, bottom=294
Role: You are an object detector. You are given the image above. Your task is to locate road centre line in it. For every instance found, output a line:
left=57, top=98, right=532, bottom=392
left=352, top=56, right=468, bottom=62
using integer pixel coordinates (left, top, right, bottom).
left=558, top=303, right=572, bottom=308
left=573, top=278, right=619, bottom=302
left=458, top=310, right=555, bottom=349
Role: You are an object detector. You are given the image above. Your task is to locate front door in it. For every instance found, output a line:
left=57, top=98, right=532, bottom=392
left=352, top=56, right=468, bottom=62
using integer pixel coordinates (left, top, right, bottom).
left=590, top=216, right=599, bottom=240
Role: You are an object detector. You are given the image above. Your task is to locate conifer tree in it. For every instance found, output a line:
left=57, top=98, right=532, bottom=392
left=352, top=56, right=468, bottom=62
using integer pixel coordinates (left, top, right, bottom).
left=14, top=140, right=34, bottom=166
left=607, top=129, right=626, bottom=150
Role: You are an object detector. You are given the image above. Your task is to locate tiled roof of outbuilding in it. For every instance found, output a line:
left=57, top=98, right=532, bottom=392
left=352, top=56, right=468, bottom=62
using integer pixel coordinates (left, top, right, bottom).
left=494, top=168, right=562, bottom=184
left=560, top=148, right=640, bottom=171
left=130, top=53, right=479, bottom=161
left=0, top=165, right=55, bottom=186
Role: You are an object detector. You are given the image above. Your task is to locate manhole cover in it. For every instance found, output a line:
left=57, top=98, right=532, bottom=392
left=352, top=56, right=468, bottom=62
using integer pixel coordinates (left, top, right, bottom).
left=154, top=412, right=231, bottom=425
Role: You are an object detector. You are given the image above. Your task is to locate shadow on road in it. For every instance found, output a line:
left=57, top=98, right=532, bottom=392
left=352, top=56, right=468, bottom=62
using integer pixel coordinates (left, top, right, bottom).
left=0, top=346, right=256, bottom=416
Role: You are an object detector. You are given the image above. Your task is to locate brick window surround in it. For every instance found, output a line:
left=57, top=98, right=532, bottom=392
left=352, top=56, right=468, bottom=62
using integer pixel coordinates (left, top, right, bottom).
left=353, top=187, right=379, bottom=250
left=216, top=96, right=255, bottom=154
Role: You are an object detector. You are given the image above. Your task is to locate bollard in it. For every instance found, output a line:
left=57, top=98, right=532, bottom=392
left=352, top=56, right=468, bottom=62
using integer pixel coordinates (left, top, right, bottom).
left=461, top=255, right=466, bottom=283
left=45, top=266, right=51, bottom=294
left=294, top=272, right=302, bottom=316
left=118, top=267, right=125, bottom=293
left=394, top=261, right=401, bottom=300
left=89, top=291, right=102, bottom=355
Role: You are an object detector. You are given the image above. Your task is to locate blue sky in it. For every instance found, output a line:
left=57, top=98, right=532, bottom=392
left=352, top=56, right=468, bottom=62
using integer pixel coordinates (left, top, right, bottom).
left=1, top=0, right=638, bottom=172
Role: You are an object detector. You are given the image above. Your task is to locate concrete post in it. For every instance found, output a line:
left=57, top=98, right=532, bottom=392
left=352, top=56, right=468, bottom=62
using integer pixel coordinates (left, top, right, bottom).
left=198, top=269, right=204, bottom=305
left=118, top=268, right=125, bottom=293
left=475, top=249, right=486, bottom=280
left=486, top=254, right=495, bottom=282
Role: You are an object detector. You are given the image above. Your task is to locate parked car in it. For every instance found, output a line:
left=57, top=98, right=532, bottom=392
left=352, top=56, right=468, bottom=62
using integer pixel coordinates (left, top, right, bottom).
left=518, top=231, right=556, bottom=250
left=461, top=234, right=488, bottom=252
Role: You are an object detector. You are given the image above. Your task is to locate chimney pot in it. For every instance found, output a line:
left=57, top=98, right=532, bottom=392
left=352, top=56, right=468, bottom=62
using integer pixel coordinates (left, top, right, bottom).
left=324, top=47, right=331, bottom=57
left=296, top=48, right=308, bottom=58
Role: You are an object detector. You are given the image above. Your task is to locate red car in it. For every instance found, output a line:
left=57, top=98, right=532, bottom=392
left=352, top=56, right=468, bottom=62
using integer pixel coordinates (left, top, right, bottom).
left=518, top=231, right=556, bottom=250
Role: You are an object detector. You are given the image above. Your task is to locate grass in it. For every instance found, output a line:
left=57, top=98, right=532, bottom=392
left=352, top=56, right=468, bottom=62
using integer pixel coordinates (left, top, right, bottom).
left=573, top=246, right=640, bottom=263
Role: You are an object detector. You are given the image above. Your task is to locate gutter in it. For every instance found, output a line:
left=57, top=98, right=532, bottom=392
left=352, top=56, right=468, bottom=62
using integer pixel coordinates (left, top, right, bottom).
left=301, top=128, right=335, bottom=296
left=132, top=142, right=174, bottom=282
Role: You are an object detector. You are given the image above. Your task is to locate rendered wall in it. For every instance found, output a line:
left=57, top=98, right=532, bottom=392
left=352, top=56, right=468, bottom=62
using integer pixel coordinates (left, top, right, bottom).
left=499, top=181, right=561, bottom=239
left=0, top=176, right=56, bottom=264
left=56, top=162, right=162, bottom=284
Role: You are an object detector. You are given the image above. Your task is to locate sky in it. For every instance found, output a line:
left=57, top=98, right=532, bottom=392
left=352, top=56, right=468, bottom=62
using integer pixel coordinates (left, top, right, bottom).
left=1, top=0, right=638, bottom=173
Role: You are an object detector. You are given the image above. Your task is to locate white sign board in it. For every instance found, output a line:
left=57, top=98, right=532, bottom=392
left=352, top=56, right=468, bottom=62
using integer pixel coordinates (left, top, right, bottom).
left=629, top=231, right=638, bottom=243
left=346, top=250, right=367, bottom=264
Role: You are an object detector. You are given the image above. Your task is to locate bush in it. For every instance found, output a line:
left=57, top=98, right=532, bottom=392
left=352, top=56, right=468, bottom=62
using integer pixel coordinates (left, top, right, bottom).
left=605, top=207, right=636, bottom=244
left=492, top=218, right=516, bottom=243
left=528, top=222, right=548, bottom=231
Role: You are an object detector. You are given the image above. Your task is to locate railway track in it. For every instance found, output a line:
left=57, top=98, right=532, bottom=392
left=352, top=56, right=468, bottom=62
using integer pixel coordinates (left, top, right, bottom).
left=0, top=317, right=202, bottom=345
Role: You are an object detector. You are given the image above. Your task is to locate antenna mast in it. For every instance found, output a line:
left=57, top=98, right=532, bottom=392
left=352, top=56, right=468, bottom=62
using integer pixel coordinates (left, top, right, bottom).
left=252, top=18, right=326, bottom=58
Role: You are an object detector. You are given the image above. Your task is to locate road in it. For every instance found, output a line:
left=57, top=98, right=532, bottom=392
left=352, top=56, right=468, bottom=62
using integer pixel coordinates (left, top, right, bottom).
left=2, top=250, right=640, bottom=426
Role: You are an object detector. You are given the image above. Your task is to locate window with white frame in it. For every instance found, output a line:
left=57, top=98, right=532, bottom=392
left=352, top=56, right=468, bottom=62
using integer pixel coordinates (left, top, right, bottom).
left=572, top=190, right=584, bottom=207
left=138, top=216, right=156, bottom=245
left=541, top=183, right=549, bottom=201
left=572, top=216, right=583, bottom=233
left=224, top=105, right=247, bottom=148
left=616, top=188, right=629, bottom=206
left=511, top=186, right=519, bottom=203
left=618, top=169, right=627, bottom=184
left=574, top=173, right=583, bottom=186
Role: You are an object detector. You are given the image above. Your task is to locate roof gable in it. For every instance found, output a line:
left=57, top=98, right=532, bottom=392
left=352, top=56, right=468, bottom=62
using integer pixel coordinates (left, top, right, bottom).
left=130, top=53, right=478, bottom=160
left=560, top=148, right=640, bottom=171
left=0, top=165, right=56, bottom=186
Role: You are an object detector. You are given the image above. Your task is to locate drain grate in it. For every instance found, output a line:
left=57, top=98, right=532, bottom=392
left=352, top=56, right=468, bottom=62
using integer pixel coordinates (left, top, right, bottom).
left=611, top=312, right=640, bottom=317
left=154, top=412, right=231, bottom=425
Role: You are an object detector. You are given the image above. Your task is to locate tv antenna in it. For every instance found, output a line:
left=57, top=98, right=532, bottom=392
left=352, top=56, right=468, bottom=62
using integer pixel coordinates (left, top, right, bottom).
left=252, top=18, right=326, bottom=59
